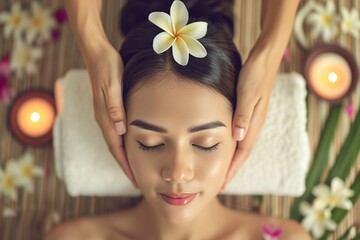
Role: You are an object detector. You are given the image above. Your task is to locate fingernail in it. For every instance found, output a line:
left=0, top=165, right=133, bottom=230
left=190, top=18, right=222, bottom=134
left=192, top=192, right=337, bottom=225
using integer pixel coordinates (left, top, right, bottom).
left=234, top=127, right=245, bottom=141
left=114, top=121, right=126, bottom=135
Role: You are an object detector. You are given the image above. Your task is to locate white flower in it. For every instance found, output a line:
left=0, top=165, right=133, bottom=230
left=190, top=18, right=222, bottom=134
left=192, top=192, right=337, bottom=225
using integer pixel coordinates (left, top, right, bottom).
left=148, top=0, right=207, bottom=66
left=10, top=40, right=43, bottom=77
left=26, top=1, right=56, bottom=43
left=300, top=201, right=337, bottom=238
left=0, top=3, right=28, bottom=39
left=9, top=152, right=44, bottom=193
left=0, top=163, right=21, bottom=201
left=307, top=0, right=339, bottom=42
left=2, top=207, right=17, bottom=218
left=312, top=177, right=354, bottom=210
left=340, top=7, right=360, bottom=38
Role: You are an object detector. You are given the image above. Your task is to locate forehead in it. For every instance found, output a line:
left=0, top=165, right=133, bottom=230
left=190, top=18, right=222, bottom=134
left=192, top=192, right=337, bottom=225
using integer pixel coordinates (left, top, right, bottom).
left=125, top=73, right=232, bottom=128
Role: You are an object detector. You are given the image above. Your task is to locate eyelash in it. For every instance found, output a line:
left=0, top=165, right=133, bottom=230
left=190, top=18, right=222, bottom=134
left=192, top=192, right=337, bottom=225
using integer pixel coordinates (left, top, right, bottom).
left=137, top=141, right=220, bottom=152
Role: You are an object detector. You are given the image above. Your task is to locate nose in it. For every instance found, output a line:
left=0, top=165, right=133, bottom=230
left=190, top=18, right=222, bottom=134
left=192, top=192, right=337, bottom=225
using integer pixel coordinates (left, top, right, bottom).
left=161, top=151, right=194, bottom=183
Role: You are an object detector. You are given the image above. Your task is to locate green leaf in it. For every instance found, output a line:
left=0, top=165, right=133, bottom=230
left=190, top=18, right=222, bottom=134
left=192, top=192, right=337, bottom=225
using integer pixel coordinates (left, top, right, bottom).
left=326, top=108, right=360, bottom=183
left=320, top=173, right=360, bottom=240
left=338, top=225, right=357, bottom=240
left=290, top=104, right=343, bottom=220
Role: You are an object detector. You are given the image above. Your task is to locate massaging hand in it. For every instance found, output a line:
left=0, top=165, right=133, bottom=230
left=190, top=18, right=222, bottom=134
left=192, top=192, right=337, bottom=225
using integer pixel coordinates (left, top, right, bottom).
left=85, top=43, right=135, bottom=183
left=224, top=52, right=278, bottom=187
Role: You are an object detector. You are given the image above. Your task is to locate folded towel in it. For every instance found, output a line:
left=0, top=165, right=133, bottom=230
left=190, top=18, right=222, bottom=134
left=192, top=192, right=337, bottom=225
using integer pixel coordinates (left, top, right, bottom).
left=53, top=69, right=310, bottom=197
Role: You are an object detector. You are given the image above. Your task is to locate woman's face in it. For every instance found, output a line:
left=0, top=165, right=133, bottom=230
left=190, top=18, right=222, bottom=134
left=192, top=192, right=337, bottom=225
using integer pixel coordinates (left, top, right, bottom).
left=124, top=73, right=236, bottom=224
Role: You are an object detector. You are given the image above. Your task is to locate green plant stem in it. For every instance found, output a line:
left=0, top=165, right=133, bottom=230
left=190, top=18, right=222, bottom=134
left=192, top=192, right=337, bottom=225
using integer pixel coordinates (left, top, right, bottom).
left=290, top=104, right=343, bottom=220
left=326, top=108, right=360, bottom=184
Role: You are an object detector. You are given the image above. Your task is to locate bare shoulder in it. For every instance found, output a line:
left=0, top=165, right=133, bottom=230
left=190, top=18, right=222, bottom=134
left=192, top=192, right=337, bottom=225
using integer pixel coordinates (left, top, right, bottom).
left=44, top=211, right=135, bottom=240
left=44, top=217, right=101, bottom=240
left=260, top=214, right=312, bottom=240
left=227, top=211, right=311, bottom=240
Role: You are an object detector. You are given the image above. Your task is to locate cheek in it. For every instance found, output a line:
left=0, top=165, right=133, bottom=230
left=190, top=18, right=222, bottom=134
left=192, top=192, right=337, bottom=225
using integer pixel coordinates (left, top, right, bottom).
left=195, top=142, right=236, bottom=182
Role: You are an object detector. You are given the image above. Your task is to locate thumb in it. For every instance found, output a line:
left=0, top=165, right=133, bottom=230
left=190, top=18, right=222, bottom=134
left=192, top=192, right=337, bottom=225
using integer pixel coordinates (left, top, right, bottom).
left=103, top=87, right=126, bottom=135
left=232, top=99, right=257, bottom=141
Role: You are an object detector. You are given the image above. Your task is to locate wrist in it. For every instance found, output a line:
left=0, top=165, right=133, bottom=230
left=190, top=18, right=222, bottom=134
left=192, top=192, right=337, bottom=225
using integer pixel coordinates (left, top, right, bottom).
left=247, top=33, right=286, bottom=72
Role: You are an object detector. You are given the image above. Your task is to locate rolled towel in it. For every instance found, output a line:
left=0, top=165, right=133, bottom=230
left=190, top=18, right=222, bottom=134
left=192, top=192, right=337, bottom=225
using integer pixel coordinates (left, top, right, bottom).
left=53, top=69, right=310, bottom=197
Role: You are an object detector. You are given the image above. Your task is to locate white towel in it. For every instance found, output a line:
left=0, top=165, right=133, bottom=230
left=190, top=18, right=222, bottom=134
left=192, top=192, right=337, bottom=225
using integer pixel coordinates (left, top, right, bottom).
left=53, top=69, right=310, bottom=197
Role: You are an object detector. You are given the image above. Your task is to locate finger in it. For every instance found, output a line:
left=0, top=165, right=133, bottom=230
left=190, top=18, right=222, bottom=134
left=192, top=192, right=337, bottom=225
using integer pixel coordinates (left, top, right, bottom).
left=102, top=85, right=127, bottom=135
left=222, top=143, right=250, bottom=190
left=97, top=111, right=137, bottom=187
left=232, top=96, right=258, bottom=141
left=224, top=99, right=267, bottom=188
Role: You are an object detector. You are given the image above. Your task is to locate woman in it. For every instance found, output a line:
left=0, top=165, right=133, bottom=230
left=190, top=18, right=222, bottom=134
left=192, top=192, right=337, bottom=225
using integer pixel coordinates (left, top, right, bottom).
left=47, top=1, right=310, bottom=239
left=63, top=0, right=300, bottom=184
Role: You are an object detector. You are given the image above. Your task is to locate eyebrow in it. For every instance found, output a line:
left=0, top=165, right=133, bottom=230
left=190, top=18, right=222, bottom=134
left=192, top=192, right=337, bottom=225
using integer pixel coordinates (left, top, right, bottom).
left=130, top=120, right=226, bottom=133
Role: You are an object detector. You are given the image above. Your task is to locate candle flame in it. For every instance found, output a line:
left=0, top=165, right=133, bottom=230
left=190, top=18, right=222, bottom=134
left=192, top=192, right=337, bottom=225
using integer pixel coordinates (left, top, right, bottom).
left=30, top=112, right=41, bottom=123
left=328, top=72, right=338, bottom=83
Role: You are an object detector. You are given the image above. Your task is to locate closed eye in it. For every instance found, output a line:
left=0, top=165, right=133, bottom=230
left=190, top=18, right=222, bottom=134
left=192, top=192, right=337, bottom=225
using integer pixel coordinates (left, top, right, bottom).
left=137, top=141, right=164, bottom=151
left=193, top=143, right=220, bottom=152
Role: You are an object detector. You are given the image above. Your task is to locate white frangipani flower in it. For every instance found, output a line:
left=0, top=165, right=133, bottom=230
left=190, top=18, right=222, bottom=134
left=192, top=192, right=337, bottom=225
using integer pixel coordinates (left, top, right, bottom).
left=313, top=177, right=354, bottom=210
left=0, top=163, right=21, bottom=201
left=10, top=40, right=43, bottom=77
left=340, top=7, right=360, bottom=38
left=0, top=3, right=28, bottom=39
left=9, top=152, right=44, bottom=193
left=149, top=0, right=207, bottom=66
left=306, top=0, right=339, bottom=42
left=300, top=201, right=337, bottom=238
left=26, top=1, right=56, bottom=43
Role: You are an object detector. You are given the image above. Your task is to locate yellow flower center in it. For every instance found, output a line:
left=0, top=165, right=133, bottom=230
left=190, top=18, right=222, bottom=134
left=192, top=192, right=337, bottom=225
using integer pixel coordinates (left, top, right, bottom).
left=328, top=195, right=339, bottom=206
left=22, top=165, right=33, bottom=177
left=4, top=176, right=15, bottom=189
left=321, top=13, right=332, bottom=26
left=30, top=15, right=44, bottom=29
left=315, top=210, right=326, bottom=222
left=344, top=19, right=353, bottom=30
left=11, top=14, right=22, bottom=27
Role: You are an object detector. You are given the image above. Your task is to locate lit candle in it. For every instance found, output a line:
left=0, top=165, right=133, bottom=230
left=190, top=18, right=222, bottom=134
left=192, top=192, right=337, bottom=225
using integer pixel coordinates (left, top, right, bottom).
left=305, top=45, right=358, bottom=102
left=8, top=90, right=56, bottom=146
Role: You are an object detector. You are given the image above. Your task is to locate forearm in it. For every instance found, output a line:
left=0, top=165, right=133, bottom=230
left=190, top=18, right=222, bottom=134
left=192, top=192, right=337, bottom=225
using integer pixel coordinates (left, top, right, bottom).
left=249, top=0, right=300, bottom=73
left=63, top=0, right=109, bottom=64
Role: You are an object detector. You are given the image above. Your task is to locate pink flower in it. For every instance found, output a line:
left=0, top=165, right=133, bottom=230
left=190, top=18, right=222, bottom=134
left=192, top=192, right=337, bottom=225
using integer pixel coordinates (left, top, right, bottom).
left=345, top=104, right=355, bottom=117
left=262, top=225, right=283, bottom=240
left=283, top=47, right=291, bottom=61
left=0, top=75, right=16, bottom=104
left=51, top=28, right=61, bottom=41
left=53, top=8, right=67, bottom=24
left=0, top=54, right=10, bottom=76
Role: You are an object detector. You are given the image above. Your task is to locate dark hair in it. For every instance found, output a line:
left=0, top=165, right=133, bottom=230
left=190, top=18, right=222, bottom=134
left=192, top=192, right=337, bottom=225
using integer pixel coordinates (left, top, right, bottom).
left=119, top=0, right=241, bottom=110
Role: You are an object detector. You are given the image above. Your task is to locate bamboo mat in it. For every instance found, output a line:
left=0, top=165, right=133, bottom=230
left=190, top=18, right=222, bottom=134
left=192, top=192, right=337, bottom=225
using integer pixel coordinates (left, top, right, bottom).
left=0, top=0, right=359, bottom=239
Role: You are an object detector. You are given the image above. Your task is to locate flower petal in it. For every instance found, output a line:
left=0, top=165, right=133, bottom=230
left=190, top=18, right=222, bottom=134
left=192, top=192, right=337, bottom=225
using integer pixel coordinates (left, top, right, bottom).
left=300, top=201, right=312, bottom=215
left=172, top=37, right=189, bottom=66
left=170, top=0, right=188, bottom=33
left=313, top=184, right=330, bottom=197
left=153, top=32, right=175, bottom=54
left=181, top=35, right=207, bottom=58
left=178, top=22, right=208, bottom=39
left=338, top=199, right=353, bottom=210
left=149, top=12, right=174, bottom=36
left=313, top=223, right=325, bottom=238
left=331, top=177, right=344, bottom=193
left=0, top=13, right=9, bottom=23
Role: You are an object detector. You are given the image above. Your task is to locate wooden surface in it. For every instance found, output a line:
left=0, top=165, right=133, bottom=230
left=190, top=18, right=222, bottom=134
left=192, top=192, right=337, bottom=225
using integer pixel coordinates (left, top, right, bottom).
left=0, top=0, right=359, bottom=239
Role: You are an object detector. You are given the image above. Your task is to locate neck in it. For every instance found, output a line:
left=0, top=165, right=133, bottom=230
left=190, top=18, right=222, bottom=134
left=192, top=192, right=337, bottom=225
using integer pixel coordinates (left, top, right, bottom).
left=134, top=197, right=227, bottom=240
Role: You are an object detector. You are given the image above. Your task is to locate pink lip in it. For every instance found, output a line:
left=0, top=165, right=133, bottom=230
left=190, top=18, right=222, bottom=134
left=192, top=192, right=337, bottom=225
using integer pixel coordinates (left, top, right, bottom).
left=160, top=193, right=196, bottom=206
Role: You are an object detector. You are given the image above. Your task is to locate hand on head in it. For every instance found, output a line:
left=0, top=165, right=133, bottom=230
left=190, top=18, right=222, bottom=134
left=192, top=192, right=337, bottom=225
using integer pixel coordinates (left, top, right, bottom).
left=224, top=52, right=277, bottom=188
left=85, top=42, right=135, bottom=185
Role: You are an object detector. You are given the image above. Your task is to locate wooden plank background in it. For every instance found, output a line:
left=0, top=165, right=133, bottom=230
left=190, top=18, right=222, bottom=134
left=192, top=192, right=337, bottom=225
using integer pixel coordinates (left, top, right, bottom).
left=0, top=0, right=359, bottom=239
